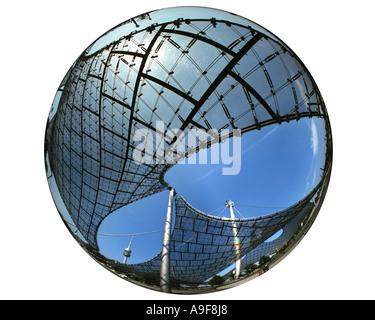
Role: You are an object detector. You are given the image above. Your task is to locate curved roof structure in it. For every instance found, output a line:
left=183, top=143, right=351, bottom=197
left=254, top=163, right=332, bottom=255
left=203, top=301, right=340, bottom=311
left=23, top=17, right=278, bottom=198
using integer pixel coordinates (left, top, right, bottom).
left=46, top=8, right=328, bottom=248
left=45, top=7, right=332, bottom=290
left=124, top=182, right=322, bottom=285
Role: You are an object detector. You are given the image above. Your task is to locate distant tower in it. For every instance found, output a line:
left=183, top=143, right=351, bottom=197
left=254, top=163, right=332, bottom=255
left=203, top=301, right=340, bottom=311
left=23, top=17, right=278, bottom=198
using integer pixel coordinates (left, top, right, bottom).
left=123, top=236, right=133, bottom=264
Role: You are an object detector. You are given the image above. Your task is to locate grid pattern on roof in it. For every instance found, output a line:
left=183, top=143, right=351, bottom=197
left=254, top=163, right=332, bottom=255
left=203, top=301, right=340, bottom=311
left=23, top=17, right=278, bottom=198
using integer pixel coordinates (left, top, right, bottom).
left=124, top=183, right=320, bottom=285
left=47, top=16, right=328, bottom=249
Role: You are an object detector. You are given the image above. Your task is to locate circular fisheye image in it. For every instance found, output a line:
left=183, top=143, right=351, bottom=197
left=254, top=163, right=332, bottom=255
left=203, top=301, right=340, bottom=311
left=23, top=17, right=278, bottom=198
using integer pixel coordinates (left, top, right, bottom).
left=44, top=6, right=332, bottom=294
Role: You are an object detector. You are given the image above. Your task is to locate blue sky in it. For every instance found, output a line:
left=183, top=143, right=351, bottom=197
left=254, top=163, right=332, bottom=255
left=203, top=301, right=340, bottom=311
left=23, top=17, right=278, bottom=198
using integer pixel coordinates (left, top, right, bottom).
left=97, top=117, right=327, bottom=264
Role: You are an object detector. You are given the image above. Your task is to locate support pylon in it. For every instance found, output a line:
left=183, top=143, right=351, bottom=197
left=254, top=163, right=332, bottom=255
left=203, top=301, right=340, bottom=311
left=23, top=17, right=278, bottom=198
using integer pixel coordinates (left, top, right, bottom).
left=160, top=188, right=174, bottom=293
left=226, top=200, right=241, bottom=280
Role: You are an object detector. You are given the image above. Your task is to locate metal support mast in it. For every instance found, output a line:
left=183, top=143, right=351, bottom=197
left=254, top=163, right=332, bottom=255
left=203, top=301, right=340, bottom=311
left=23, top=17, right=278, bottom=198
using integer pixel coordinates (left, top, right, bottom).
left=227, top=200, right=241, bottom=280
left=160, top=188, right=174, bottom=293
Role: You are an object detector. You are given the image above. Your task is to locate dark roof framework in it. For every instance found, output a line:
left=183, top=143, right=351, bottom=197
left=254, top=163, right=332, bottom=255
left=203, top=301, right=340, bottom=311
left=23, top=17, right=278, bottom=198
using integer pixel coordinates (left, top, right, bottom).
left=45, top=7, right=332, bottom=290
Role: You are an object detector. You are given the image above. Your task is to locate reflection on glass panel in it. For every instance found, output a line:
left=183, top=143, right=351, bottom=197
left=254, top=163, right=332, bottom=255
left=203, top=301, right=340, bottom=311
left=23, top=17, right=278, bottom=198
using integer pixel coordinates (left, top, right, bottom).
left=45, top=6, right=332, bottom=294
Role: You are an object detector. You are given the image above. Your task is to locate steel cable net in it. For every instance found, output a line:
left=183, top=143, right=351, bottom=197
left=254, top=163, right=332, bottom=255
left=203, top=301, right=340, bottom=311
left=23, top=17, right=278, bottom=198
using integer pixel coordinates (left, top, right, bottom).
left=45, top=8, right=328, bottom=251
left=44, top=7, right=333, bottom=293
left=123, top=182, right=321, bottom=286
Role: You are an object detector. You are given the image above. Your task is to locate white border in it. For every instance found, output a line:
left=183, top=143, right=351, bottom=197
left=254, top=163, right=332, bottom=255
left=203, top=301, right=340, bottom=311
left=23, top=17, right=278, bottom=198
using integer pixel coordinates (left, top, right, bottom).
left=1, top=0, right=374, bottom=300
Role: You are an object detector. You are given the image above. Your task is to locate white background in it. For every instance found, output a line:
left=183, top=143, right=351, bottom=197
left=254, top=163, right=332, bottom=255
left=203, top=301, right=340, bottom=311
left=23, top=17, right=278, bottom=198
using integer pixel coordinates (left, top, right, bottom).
left=1, top=0, right=374, bottom=300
